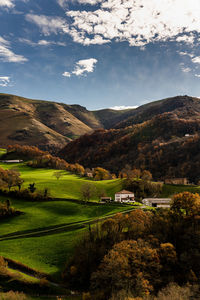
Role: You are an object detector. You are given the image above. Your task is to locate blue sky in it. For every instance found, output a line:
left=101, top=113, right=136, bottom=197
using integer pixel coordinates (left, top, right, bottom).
left=1, top=0, right=200, bottom=110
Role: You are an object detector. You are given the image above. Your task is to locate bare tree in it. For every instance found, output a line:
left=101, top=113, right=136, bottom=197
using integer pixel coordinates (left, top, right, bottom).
left=80, top=183, right=96, bottom=203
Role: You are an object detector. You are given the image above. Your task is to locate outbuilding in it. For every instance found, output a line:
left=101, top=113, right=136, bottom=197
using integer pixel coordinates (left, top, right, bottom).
left=142, top=198, right=171, bottom=208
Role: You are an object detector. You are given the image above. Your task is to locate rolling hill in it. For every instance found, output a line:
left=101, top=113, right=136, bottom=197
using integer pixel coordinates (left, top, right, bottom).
left=0, top=93, right=137, bottom=152
left=58, top=95, right=200, bottom=182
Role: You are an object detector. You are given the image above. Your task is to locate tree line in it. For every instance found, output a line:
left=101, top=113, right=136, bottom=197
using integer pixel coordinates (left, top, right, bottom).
left=6, top=145, right=114, bottom=180
left=63, top=192, right=200, bottom=299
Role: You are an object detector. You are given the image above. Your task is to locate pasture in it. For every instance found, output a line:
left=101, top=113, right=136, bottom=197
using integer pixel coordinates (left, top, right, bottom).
left=0, top=162, right=123, bottom=200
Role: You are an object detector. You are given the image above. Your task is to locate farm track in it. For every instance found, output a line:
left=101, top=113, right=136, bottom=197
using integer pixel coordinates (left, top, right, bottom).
left=0, top=207, right=136, bottom=242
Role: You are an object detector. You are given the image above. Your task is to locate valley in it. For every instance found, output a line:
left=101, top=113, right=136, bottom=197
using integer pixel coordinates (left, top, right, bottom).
left=0, top=93, right=200, bottom=299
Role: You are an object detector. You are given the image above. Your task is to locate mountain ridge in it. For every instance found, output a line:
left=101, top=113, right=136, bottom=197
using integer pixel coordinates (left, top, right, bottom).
left=0, top=93, right=137, bottom=151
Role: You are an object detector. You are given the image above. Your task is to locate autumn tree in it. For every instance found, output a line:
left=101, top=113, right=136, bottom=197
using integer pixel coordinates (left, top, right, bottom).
left=3, top=169, right=23, bottom=191
left=141, top=170, right=152, bottom=181
left=93, top=167, right=111, bottom=180
left=91, top=239, right=161, bottom=297
left=171, top=191, right=200, bottom=216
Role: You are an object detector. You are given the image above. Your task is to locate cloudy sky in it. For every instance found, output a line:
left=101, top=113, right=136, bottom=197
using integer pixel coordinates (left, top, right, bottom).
left=1, top=0, right=200, bottom=109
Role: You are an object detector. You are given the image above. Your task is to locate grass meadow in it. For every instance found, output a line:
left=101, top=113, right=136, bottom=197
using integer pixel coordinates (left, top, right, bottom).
left=0, top=162, right=123, bottom=200
left=0, top=163, right=130, bottom=280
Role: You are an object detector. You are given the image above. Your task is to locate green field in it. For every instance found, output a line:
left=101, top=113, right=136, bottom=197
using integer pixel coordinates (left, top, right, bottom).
left=161, top=183, right=200, bottom=197
left=0, top=148, right=6, bottom=158
left=0, top=162, right=131, bottom=283
left=0, top=193, right=131, bottom=278
left=0, top=162, right=123, bottom=200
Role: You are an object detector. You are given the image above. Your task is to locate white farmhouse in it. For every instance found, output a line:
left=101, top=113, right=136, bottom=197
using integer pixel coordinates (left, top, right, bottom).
left=142, top=198, right=171, bottom=208
left=115, top=190, right=135, bottom=203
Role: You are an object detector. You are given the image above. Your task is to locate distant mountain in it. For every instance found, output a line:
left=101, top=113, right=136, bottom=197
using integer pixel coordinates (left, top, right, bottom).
left=58, top=95, right=200, bottom=182
left=0, top=93, right=137, bottom=152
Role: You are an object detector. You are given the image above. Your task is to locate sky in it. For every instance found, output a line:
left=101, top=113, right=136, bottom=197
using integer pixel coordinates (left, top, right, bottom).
left=1, top=0, right=200, bottom=110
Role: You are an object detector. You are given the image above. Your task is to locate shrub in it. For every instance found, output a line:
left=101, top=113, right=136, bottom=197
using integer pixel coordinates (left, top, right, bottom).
left=0, top=291, right=28, bottom=300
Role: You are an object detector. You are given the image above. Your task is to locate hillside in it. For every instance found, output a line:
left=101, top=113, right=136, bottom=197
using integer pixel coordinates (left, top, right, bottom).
left=0, top=93, right=138, bottom=152
left=115, top=95, right=200, bottom=128
left=58, top=95, right=200, bottom=182
left=0, top=94, right=96, bottom=151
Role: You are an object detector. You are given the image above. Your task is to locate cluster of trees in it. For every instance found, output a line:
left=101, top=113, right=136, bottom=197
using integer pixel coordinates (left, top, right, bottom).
left=0, top=183, right=52, bottom=202
left=0, top=167, right=23, bottom=191
left=85, top=167, right=116, bottom=181
left=27, top=154, right=85, bottom=176
left=119, top=167, right=152, bottom=181
left=7, top=145, right=115, bottom=180
left=63, top=192, right=200, bottom=299
left=7, top=144, right=85, bottom=176
left=119, top=167, right=163, bottom=200
left=0, top=164, right=51, bottom=201
left=7, top=144, right=47, bottom=159
left=0, top=199, right=19, bottom=218
left=80, top=183, right=108, bottom=202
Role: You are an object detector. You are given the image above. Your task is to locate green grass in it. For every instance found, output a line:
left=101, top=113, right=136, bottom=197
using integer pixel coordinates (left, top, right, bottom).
left=0, top=193, right=130, bottom=279
left=161, top=184, right=200, bottom=197
left=0, top=229, right=83, bottom=278
left=0, top=163, right=130, bottom=279
left=0, top=148, right=6, bottom=158
left=0, top=196, right=129, bottom=236
left=0, top=163, right=123, bottom=200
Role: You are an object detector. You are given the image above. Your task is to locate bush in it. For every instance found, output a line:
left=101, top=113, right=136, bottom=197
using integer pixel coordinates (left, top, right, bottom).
left=0, top=291, right=28, bottom=300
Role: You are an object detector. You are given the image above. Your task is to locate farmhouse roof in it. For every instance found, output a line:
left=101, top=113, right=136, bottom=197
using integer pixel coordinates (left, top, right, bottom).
left=115, top=190, right=134, bottom=195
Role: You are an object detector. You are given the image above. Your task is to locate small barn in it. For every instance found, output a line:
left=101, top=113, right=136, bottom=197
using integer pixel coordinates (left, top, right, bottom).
left=100, top=197, right=112, bottom=203
left=142, top=198, right=171, bottom=208
left=115, top=190, right=135, bottom=203
left=164, top=178, right=188, bottom=185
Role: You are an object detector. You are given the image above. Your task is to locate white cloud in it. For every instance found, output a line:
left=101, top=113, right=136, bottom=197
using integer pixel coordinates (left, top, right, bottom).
left=0, top=76, right=10, bottom=86
left=62, top=71, right=71, bottom=77
left=72, top=58, right=97, bottom=76
left=181, top=66, right=191, bottom=73
left=179, top=51, right=194, bottom=58
left=64, top=0, right=200, bottom=46
left=0, top=0, right=14, bottom=8
left=176, top=34, right=195, bottom=44
left=19, top=38, right=66, bottom=47
left=26, top=1, right=200, bottom=47
left=63, top=58, right=98, bottom=77
left=26, top=14, right=69, bottom=36
left=110, top=105, right=138, bottom=110
left=0, top=36, right=27, bottom=63
left=195, top=74, right=200, bottom=78
left=192, top=56, right=200, bottom=64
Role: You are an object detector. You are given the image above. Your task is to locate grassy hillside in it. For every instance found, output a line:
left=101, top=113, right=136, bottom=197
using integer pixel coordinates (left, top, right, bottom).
left=0, top=162, right=123, bottom=200
left=0, top=163, right=129, bottom=280
left=0, top=94, right=98, bottom=152
left=0, top=194, right=130, bottom=278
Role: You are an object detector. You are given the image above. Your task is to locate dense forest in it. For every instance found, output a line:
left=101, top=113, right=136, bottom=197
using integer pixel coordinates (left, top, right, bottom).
left=59, top=96, right=200, bottom=183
